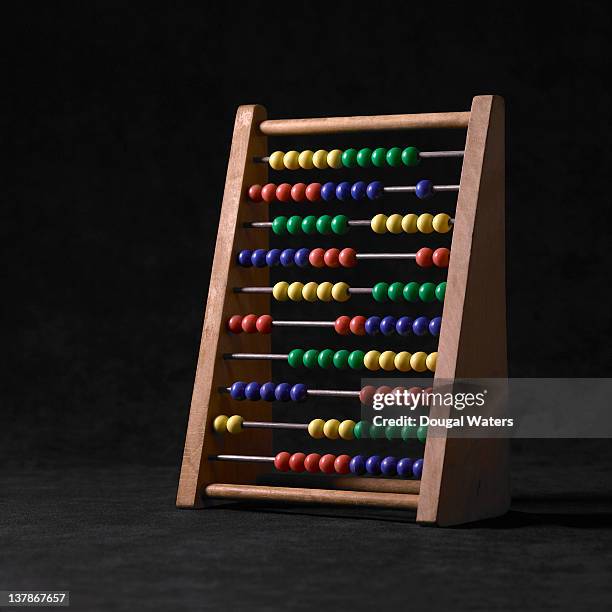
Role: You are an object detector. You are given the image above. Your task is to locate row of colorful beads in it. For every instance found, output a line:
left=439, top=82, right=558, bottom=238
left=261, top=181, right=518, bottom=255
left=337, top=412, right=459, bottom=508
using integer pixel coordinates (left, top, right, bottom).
left=371, top=213, right=451, bottom=234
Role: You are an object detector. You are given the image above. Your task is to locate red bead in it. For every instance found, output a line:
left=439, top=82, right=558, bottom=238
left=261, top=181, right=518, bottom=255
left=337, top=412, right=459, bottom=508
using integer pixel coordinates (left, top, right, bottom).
left=415, top=247, right=434, bottom=268
left=319, top=454, right=337, bottom=474
left=407, top=387, right=424, bottom=408
left=375, top=386, right=394, bottom=400
left=291, top=183, right=307, bottom=202
left=334, top=315, right=351, bottom=335
left=324, top=248, right=340, bottom=268
left=261, top=183, right=277, bottom=203
left=359, top=385, right=377, bottom=406
left=305, top=182, right=322, bottom=202
left=339, top=248, right=357, bottom=268
left=309, top=248, right=326, bottom=268
left=433, top=247, right=450, bottom=268
left=248, top=184, right=262, bottom=202
left=349, top=316, right=366, bottom=336
left=227, top=315, right=243, bottom=333
left=334, top=454, right=351, bottom=474
left=241, top=314, right=258, bottom=333
left=274, top=451, right=291, bottom=471
left=304, top=453, right=321, bottom=473
left=276, top=183, right=292, bottom=202
left=255, top=314, right=273, bottom=334
left=289, top=452, right=306, bottom=472
left=423, top=387, right=434, bottom=405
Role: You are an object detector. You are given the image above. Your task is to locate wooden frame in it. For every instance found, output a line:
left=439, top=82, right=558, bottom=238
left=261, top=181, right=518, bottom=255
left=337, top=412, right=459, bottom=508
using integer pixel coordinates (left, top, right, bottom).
left=177, top=96, right=509, bottom=526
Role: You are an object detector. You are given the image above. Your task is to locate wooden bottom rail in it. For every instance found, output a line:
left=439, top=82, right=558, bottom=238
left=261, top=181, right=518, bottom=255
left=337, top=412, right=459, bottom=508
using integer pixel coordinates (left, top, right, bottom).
left=204, top=483, right=419, bottom=509
left=259, top=474, right=420, bottom=495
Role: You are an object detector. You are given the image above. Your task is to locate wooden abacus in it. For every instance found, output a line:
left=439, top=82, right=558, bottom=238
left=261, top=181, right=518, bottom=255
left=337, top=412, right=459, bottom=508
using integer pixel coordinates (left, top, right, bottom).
left=176, top=95, right=509, bottom=526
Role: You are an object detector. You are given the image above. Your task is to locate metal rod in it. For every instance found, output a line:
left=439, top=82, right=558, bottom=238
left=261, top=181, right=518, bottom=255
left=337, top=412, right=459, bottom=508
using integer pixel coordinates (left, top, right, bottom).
left=222, top=387, right=360, bottom=398
left=226, top=353, right=288, bottom=360
left=234, top=287, right=374, bottom=294
left=246, top=218, right=454, bottom=229
left=383, top=185, right=459, bottom=193
left=273, top=320, right=335, bottom=328
left=355, top=253, right=416, bottom=260
left=254, top=150, right=464, bottom=163
left=243, top=421, right=308, bottom=430
left=211, top=454, right=274, bottom=463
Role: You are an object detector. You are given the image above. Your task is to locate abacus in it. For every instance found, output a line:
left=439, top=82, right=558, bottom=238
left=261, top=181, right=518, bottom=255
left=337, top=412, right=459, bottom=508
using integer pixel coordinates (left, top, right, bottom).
left=177, top=95, right=509, bottom=526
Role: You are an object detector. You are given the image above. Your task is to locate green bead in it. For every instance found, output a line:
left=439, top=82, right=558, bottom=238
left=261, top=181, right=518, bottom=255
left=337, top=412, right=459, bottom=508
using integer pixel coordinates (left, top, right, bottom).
left=417, top=425, right=428, bottom=443
left=419, top=282, right=436, bottom=303
left=316, top=215, right=333, bottom=235
left=401, top=424, right=417, bottom=441
left=369, top=424, right=386, bottom=439
left=356, top=147, right=373, bottom=167
left=341, top=148, right=358, bottom=168
left=331, top=214, right=349, bottom=235
left=401, top=146, right=420, bottom=166
left=388, top=282, right=405, bottom=303
left=317, top=348, right=335, bottom=369
left=347, top=350, right=365, bottom=370
left=332, top=349, right=350, bottom=370
left=303, top=349, right=320, bottom=368
left=287, top=348, right=305, bottom=368
left=286, top=215, right=303, bottom=235
left=436, top=282, right=447, bottom=302
left=385, top=425, right=401, bottom=440
left=272, top=216, right=288, bottom=235
left=403, top=282, right=421, bottom=303
left=372, top=282, right=390, bottom=303
left=301, top=215, right=317, bottom=235
left=371, top=147, right=387, bottom=167
left=354, top=421, right=371, bottom=439
left=386, top=147, right=403, bottom=167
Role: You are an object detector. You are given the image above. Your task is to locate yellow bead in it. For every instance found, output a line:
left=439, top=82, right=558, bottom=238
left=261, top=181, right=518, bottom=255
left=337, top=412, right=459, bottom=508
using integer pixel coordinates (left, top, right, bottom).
left=364, top=350, right=381, bottom=371
left=226, top=415, right=244, bottom=434
left=401, top=213, right=418, bottom=233
left=410, top=351, right=428, bottom=373
left=394, top=351, right=412, bottom=372
left=302, top=281, right=319, bottom=302
left=426, top=351, right=438, bottom=372
left=272, top=281, right=289, bottom=301
left=316, top=281, right=333, bottom=302
left=338, top=420, right=356, bottom=440
left=386, top=214, right=403, bottom=234
left=371, top=213, right=388, bottom=234
left=331, top=282, right=350, bottom=302
left=327, top=149, right=343, bottom=169
left=283, top=150, right=300, bottom=170
left=312, top=149, right=329, bottom=169
left=269, top=151, right=285, bottom=171
left=417, top=213, right=434, bottom=234
left=323, top=418, right=340, bottom=439
left=298, top=150, right=314, bottom=169
left=308, top=418, right=325, bottom=439
left=433, top=213, right=452, bottom=233
left=213, top=414, right=228, bottom=433
left=379, top=350, right=397, bottom=371
left=288, top=282, right=304, bottom=301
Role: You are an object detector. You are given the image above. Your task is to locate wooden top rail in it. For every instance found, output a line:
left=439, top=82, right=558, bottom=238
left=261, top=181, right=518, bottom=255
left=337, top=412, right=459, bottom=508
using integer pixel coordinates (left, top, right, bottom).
left=258, top=111, right=471, bottom=135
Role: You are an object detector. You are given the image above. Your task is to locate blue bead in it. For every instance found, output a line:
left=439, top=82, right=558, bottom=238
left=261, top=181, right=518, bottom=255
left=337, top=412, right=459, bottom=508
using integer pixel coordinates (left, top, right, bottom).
left=274, top=382, right=292, bottom=402
left=395, top=316, right=414, bottom=336
left=412, top=458, right=424, bottom=479
left=350, top=181, right=367, bottom=200
left=380, top=456, right=398, bottom=476
left=294, top=248, right=310, bottom=268
left=380, top=316, right=397, bottom=336
left=429, top=316, right=442, bottom=337
left=397, top=457, right=414, bottom=478
left=260, top=382, right=276, bottom=402
left=366, top=181, right=384, bottom=200
left=415, top=179, right=434, bottom=199
left=280, top=249, right=296, bottom=267
left=349, top=454, right=367, bottom=475
left=366, top=455, right=382, bottom=475
left=244, top=381, right=261, bottom=401
left=412, top=316, right=429, bottom=336
left=251, top=249, right=267, bottom=268
left=365, top=316, right=381, bottom=336
left=290, top=383, right=307, bottom=402
left=237, top=250, right=252, bottom=267
left=336, top=181, right=352, bottom=201
left=230, top=381, right=247, bottom=400
left=266, top=249, right=281, bottom=267
left=321, top=182, right=337, bottom=201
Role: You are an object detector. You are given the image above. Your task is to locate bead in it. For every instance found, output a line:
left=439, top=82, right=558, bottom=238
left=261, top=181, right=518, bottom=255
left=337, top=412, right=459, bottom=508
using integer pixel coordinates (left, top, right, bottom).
left=370, top=213, right=388, bottom=234
left=280, top=249, right=296, bottom=267
left=298, top=150, right=314, bottom=169
left=433, top=248, right=450, bottom=268
left=316, top=214, right=333, bottom=235
left=305, top=182, right=321, bottom=202
left=308, top=248, right=325, bottom=268
left=241, top=314, right=258, bottom=333
left=287, top=215, right=303, bottom=235
left=294, top=248, right=310, bottom=268
left=429, top=316, right=442, bottom=337
left=417, top=213, right=434, bottom=234
left=416, top=247, right=434, bottom=268
left=433, top=213, right=452, bottom=233
left=364, top=350, right=381, bottom=371
left=401, top=425, right=417, bottom=441
left=366, top=455, right=382, bottom=475
left=334, top=455, right=351, bottom=474
left=410, top=351, right=428, bottom=372
left=251, top=249, right=267, bottom=268
left=402, top=146, right=420, bottom=166
left=403, top=282, right=420, bottom=302
left=308, top=419, right=325, bottom=439
left=366, top=181, right=384, bottom=200
left=336, top=181, right=352, bottom=201
left=379, top=350, right=397, bottom=371
left=419, top=282, right=437, bottom=303
left=248, top=184, right=262, bottom=202
left=371, top=147, right=387, bottom=167
left=269, top=151, right=285, bottom=170
left=359, top=386, right=376, bottom=405
left=312, top=150, right=328, bottom=169
left=213, top=415, right=228, bottom=433
left=380, top=315, right=396, bottom=336
left=237, top=249, right=252, bottom=267
left=388, top=282, right=405, bottom=303
left=304, top=453, right=322, bottom=473
left=324, top=248, right=340, bottom=268
left=341, top=148, right=358, bottom=168
left=317, top=282, right=333, bottom=302
left=288, top=348, right=305, bottom=368
left=323, top=419, right=340, bottom=439
left=349, top=316, right=366, bottom=336
left=227, top=315, right=243, bottom=334
left=386, top=213, right=403, bottom=234
left=260, top=381, right=276, bottom=401
left=350, top=454, right=367, bottom=475
left=353, top=421, right=370, bottom=439
left=266, top=249, right=281, bottom=266
left=289, top=452, right=306, bottom=472
left=394, top=351, right=412, bottom=372
left=356, top=147, right=373, bottom=167
left=397, top=457, right=414, bottom=477
left=299, top=217, right=316, bottom=237
left=317, top=348, right=335, bottom=369
left=401, top=213, right=418, bottom=234
left=338, top=420, right=356, bottom=440
left=372, top=282, right=389, bottom=302
left=302, top=282, right=319, bottom=302
left=436, top=282, right=446, bottom=302
left=426, top=352, right=438, bottom=372
left=334, top=315, right=351, bottom=335
left=287, top=282, right=304, bottom=301
left=274, top=451, right=291, bottom=471
left=275, top=183, right=292, bottom=202
left=339, top=248, right=357, bottom=268
left=413, top=458, right=424, bottom=479
left=350, top=181, right=367, bottom=200
left=365, top=316, right=381, bottom=335
left=283, top=151, right=300, bottom=170
left=331, top=282, right=350, bottom=302
left=386, top=425, right=401, bottom=440
left=396, top=316, right=413, bottom=336
left=261, top=183, right=277, bottom=203
left=291, top=183, right=307, bottom=202
left=290, top=383, right=307, bottom=402
left=415, top=179, right=434, bottom=199
left=386, top=147, right=403, bottom=167
left=274, top=382, right=292, bottom=402
left=417, top=425, right=428, bottom=443
left=302, top=349, right=319, bottom=369
left=332, top=349, right=350, bottom=369
left=412, top=316, right=429, bottom=336
left=230, top=381, right=246, bottom=400
left=327, top=149, right=343, bottom=169
left=227, top=415, right=244, bottom=433
left=321, top=182, right=336, bottom=201
left=348, top=350, right=365, bottom=370
left=381, top=456, right=398, bottom=476
left=272, top=216, right=288, bottom=235
left=244, top=381, right=260, bottom=401
left=319, top=454, right=337, bottom=474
